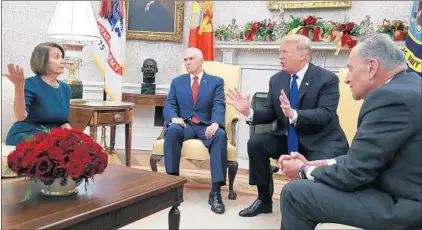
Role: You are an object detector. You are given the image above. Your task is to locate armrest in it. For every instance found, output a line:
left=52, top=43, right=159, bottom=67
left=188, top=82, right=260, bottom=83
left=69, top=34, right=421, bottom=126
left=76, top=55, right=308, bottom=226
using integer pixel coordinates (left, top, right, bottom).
left=157, top=121, right=169, bottom=140
left=230, top=114, right=240, bottom=146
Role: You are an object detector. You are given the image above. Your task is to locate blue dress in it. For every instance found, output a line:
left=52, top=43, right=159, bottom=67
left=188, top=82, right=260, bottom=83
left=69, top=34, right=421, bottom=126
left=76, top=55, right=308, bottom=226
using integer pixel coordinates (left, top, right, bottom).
left=5, top=75, right=71, bottom=145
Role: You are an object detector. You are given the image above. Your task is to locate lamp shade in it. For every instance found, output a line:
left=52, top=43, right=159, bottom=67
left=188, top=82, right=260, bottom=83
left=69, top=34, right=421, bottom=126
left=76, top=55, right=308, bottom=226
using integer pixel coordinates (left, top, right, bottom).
left=46, top=1, right=101, bottom=42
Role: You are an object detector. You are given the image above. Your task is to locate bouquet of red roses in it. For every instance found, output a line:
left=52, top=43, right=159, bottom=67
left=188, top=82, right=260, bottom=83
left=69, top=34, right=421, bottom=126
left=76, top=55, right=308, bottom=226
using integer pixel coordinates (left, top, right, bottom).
left=7, top=127, right=108, bottom=186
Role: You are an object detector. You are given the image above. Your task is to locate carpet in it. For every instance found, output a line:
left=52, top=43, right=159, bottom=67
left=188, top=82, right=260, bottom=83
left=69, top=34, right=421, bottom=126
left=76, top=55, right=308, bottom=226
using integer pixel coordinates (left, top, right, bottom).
left=130, top=164, right=288, bottom=201
left=121, top=187, right=282, bottom=229
left=107, top=151, right=289, bottom=201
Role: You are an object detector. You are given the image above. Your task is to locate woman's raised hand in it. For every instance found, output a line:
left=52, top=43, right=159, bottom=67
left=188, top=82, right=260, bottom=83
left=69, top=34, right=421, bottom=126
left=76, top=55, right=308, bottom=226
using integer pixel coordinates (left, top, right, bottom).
left=3, top=64, right=25, bottom=88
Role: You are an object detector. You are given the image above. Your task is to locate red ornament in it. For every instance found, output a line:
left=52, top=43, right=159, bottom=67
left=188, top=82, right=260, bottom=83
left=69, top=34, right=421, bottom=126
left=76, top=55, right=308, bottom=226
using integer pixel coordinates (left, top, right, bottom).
left=394, top=30, right=404, bottom=40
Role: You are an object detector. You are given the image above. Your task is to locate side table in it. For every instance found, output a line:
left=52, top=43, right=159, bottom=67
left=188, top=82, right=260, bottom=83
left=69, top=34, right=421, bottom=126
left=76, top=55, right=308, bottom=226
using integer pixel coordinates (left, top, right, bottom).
left=122, top=93, right=166, bottom=106
left=69, top=101, right=136, bottom=166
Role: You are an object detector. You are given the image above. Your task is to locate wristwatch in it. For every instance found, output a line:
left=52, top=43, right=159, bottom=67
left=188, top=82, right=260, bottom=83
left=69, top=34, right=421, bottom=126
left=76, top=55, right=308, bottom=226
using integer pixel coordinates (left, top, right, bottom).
left=299, top=164, right=307, bottom=179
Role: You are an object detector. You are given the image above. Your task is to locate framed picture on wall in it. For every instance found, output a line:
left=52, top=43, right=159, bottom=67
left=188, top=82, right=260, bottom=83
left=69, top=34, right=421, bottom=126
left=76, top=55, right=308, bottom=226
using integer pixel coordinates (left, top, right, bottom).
left=125, top=0, right=184, bottom=42
left=268, top=1, right=352, bottom=10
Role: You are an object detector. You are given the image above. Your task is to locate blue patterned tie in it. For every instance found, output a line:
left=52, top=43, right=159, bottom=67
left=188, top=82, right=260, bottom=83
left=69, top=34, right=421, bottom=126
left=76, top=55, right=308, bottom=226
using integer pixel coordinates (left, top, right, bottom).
left=287, top=74, right=299, bottom=154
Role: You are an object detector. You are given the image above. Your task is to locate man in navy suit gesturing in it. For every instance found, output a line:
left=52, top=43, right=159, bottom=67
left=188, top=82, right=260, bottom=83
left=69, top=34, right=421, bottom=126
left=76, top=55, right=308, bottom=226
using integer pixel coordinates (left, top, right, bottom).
left=163, top=47, right=227, bottom=214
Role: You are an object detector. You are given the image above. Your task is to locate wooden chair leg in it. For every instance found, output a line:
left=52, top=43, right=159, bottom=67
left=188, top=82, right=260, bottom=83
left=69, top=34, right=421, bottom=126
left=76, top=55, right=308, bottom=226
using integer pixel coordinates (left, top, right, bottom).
left=269, top=176, right=274, bottom=199
left=227, top=161, right=238, bottom=200
left=269, top=165, right=279, bottom=199
left=150, top=154, right=163, bottom=172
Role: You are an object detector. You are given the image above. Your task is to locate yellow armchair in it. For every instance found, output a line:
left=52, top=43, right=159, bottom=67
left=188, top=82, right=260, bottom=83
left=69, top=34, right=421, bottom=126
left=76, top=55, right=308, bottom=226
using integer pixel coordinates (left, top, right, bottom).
left=150, top=61, right=241, bottom=200
left=336, top=68, right=363, bottom=144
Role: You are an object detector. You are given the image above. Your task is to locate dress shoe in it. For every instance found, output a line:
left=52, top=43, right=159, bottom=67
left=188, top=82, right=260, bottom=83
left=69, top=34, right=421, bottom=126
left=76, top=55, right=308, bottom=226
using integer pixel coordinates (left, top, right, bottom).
left=239, top=199, right=272, bottom=217
left=208, top=191, right=225, bottom=214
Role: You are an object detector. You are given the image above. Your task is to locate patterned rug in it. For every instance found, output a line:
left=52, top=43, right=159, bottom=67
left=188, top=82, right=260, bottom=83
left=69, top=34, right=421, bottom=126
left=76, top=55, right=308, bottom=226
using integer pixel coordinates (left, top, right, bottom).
left=111, top=148, right=290, bottom=201
left=130, top=164, right=288, bottom=201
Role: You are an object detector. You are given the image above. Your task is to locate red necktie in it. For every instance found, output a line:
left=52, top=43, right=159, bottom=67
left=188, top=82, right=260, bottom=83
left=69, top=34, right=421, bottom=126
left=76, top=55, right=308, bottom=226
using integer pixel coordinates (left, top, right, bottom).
left=191, top=76, right=200, bottom=124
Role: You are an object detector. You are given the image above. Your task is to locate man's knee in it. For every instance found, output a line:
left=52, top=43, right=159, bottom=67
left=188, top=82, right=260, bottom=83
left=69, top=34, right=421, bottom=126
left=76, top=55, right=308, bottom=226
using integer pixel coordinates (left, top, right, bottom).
left=247, top=134, right=266, bottom=153
left=213, top=129, right=227, bottom=141
left=165, top=124, right=184, bottom=138
left=280, top=180, right=311, bottom=206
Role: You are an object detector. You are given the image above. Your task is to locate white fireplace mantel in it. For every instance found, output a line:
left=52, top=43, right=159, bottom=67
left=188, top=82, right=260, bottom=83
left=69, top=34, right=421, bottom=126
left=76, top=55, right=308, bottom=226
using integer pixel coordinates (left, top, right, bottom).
left=214, top=40, right=405, bottom=65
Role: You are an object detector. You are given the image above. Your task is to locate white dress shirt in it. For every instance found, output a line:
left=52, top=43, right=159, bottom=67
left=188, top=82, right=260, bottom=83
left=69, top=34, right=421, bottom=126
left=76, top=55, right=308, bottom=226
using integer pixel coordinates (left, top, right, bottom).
left=190, top=71, right=203, bottom=87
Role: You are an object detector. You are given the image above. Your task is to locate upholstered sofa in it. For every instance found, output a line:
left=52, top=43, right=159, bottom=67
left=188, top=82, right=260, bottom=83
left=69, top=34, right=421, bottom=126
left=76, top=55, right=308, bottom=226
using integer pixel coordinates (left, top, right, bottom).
left=315, top=223, right=361, bottom=229
left=1, top=78, right=17, bottom=177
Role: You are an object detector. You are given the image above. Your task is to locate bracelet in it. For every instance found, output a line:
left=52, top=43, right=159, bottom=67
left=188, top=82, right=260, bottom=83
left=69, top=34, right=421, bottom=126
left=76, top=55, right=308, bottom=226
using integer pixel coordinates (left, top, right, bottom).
left=300, top=164, right=307, bottom=179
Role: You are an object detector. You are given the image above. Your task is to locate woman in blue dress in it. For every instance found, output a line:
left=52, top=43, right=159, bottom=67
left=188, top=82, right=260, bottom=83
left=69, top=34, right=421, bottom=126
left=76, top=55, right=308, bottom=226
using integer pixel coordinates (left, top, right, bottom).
left=3, top=42, right=72, bottom=146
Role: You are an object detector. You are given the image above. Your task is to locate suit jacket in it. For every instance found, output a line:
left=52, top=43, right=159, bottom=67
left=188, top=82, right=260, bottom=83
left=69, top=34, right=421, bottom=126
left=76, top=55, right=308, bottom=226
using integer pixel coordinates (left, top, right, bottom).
left=128, top=1, right=173, bottom=33
left=312, top=71, right=422, bottom=228
left=252, top=63, right=348, bottom=157
left=163, top=72, right=225, bottom=128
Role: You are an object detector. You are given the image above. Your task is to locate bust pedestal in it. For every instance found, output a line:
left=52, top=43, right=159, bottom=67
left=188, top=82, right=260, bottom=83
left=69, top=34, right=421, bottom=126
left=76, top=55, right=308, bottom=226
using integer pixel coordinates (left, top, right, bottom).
left=65, top=79, right=86, bottom=104
left=141, top=83, right=156, bottom=95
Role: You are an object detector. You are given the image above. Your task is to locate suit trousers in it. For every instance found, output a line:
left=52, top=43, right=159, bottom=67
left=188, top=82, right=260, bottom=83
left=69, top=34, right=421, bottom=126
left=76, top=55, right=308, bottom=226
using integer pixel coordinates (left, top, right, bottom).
left=247, top=132, right=331, bottom=186
left=280, top=179, right=422, bottom=230
left=164, top=122, right=228, bottom=185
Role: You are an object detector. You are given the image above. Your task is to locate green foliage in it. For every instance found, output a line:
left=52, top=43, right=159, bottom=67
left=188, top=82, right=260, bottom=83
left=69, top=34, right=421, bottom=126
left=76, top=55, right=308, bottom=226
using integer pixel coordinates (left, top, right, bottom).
left=242, top=19, right=277, bottom=41
left=285, top=15, right=301, bottom=34
left=214, top=25, right=232, bottom=40
left=350, top=24, right=360, bottom=36
left=20, top=178, right=36, bottom=203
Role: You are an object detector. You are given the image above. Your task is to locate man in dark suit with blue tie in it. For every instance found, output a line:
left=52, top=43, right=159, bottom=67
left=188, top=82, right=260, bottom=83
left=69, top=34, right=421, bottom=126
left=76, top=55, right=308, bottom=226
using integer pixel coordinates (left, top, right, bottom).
left=227, top=35, right=349, bottom=217
left=163, top=47, right=227, bottom=214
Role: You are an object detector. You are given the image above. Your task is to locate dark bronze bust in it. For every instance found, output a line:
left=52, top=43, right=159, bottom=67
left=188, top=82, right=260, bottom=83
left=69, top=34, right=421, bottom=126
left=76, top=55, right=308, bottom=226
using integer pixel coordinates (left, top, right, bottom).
left=141, top=58, right=158, bottom=84
left=141, top=58, right=158, bottom=94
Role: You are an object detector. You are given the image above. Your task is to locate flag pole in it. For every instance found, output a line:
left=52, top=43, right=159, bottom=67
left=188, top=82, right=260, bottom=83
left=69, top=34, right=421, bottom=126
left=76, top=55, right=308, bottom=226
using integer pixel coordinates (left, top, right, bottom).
left=103, top=88, right=107, bottom=101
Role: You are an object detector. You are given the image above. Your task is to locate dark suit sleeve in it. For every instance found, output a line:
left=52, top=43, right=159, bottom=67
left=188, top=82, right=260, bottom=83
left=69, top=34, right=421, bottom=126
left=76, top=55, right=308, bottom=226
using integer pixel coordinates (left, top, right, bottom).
left=252, top=77, right=277, bottom=125
left=295, top=75, right=339, bottom=130
left=311, top=89, right=413, bottom=191
left=211, top=78, right=226, bottom=128
left=163, top=79, right=179, bottom=123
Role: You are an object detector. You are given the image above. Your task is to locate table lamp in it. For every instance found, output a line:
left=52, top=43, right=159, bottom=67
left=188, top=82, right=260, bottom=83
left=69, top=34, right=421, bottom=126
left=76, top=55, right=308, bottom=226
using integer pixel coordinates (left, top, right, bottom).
left=46, top=1, right=101, bottom=104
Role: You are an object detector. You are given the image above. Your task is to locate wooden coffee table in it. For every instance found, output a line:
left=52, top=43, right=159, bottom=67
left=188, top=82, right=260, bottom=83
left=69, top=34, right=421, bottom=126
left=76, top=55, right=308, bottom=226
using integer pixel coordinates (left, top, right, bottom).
left=2, top=164, right=187, bottom=229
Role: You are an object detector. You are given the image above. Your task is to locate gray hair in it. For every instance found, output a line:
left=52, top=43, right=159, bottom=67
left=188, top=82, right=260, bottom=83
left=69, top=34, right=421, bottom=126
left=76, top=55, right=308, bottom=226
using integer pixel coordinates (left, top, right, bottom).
left=355, top=33, right=406, bottom=70
left=185, top=47, right=204, bottom=60
left=281, top=34, right=312, bottom=59
left=30, top=42, right=65, bottom=76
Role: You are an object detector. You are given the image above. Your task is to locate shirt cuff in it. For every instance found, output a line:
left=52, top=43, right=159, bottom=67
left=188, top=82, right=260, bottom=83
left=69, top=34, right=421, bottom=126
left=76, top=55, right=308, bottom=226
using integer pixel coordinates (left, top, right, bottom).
left=306, top=166, right=317, bottom=181
left=245, top=108, right=254, bottom=122
left=326, top=159, right=337, bottom=165
left=288, top=109, right=298, bottom=125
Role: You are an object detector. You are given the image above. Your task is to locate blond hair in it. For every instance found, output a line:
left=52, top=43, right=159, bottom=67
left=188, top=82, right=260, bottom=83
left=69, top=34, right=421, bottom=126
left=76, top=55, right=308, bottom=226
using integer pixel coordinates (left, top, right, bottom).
left=280, top=35, right=312, bottom=60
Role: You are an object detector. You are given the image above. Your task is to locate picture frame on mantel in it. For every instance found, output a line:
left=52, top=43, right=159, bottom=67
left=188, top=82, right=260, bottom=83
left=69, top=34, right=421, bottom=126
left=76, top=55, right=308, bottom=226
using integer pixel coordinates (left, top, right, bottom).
left=125, top=0, right=184, bottom=42
left=268, top=1, right=352, bottom=10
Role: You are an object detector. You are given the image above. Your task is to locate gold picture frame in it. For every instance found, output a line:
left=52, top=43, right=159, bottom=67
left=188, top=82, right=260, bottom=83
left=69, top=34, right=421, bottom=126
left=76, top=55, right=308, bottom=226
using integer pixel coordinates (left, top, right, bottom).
left=268, top=1, right=352, bottom=10
left=125, top=1, right=184, bottom=42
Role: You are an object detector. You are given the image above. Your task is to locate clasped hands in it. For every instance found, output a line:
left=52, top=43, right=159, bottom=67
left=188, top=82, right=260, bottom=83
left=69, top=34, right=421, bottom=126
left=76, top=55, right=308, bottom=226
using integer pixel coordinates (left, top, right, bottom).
left=278, top=152, right=309, bottom=179
left=171, top=117, right=218, bottom=139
